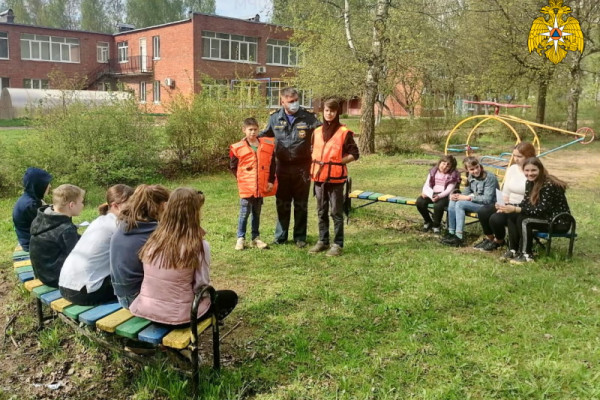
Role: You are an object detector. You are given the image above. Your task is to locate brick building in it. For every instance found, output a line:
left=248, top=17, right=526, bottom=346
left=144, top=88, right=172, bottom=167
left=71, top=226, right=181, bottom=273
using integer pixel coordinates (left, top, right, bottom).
left=0, top=10, right=306, bottom=114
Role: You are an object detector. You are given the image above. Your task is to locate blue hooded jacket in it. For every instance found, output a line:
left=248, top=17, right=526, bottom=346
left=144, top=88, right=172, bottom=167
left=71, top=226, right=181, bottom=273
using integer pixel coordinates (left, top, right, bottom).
left=12, top=167, right=53, bottom=251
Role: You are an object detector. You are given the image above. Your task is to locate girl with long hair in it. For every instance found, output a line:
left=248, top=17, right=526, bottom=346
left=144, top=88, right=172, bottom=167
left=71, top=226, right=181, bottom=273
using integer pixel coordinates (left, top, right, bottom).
left=497, top=157, right=571, bottom=263
left=129, top=188, right=237, bottom=325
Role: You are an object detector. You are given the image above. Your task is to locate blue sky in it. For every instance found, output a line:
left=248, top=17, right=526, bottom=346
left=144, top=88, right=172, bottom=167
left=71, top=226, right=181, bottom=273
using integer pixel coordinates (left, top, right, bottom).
left=215, top=0, right=273, bottom=21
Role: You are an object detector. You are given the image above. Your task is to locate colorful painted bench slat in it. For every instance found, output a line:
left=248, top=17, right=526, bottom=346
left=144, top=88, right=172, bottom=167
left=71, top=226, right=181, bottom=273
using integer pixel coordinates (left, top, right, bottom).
left=18, top=271, right=35, bottom=282
left=357, top=191, right=374, bottom=199
left=96, top=309, right=134, bottom=333
left=51, top=298, right=73, bottom=312
left=367, top=193, right=385, bottom=200
left=162, top=318, right=212, bottom=350
left=138, top=323, right=172, bottom=344
left=15, top=265, right=33, bottom=274
left=377, top=194, right=396, bottom=201
left=40, top=290, right=63, bottom=305
left=13, top=251, right=30, bottom=261
left=32, top=285, right=57, bottom=298
left=115, top=317, right=153, bottom=339
left=79, top=303, right=122, bottom=325
left=14, top=259, right=32, bottom=268
left=24, top=279, right=43, bottom=291
left=63, top=304, right=94, bottom=320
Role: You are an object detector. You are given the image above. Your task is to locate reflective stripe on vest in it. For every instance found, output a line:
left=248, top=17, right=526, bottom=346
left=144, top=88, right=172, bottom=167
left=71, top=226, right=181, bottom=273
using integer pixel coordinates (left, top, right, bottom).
left=310, top=126, right=348, bottom=183
left=231, top=138, right=277, bottom=198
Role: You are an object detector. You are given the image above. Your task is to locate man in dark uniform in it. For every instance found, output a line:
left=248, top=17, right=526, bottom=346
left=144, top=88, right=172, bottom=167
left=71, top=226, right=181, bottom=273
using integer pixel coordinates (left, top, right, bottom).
left=260, top=87, right=320, bottom=247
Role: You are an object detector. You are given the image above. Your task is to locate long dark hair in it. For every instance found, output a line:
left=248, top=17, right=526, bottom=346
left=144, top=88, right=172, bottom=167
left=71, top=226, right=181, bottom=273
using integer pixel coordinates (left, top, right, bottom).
left=118, top=184, right=170, bottom=232
left=523, top=157, right=567, bottom=205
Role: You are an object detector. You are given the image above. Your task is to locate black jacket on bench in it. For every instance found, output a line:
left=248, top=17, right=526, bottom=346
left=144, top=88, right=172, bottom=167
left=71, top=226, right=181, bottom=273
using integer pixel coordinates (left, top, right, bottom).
left=30, top=205, right=79, bottom=287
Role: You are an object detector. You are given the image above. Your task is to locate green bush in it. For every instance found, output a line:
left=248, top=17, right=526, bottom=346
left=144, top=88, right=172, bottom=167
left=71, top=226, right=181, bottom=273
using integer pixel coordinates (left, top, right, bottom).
left=10, top=99, right=161, bottom=189
left=375, top=117, right=459, bottom=154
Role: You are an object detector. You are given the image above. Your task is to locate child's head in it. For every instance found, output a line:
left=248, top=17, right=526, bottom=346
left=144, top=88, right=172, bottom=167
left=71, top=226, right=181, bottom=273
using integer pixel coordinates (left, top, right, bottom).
left=140, top=187, right=206, bottom=270
left=242, top=117, right=259, bottom=140
left=118, top=184, right=170, bottom=232
left=437, top=155, right=457, bottom=174
left=98, top=184, right=134, bottom=216
left=513, top=142, right=536, bottom=166
left=463, top=156, right=483, bottom=178
left=52, top=184, right=85, bottom=217
left=323, top=98, right=340, bottom=122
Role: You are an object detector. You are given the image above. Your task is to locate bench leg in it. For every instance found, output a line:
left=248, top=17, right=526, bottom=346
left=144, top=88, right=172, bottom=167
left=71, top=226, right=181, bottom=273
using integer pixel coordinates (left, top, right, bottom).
left=212, top=316, right=220, bottom=370
left=546, top=236, right=552, bottom=257
left=568, top=235, right=575, bottom=259
left=36, top=298, right=44, bottom=330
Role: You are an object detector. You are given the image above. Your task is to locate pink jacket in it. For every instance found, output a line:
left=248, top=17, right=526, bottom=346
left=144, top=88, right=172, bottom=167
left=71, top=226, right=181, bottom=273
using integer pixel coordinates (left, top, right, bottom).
left=129, top=240, right=211, bottom=325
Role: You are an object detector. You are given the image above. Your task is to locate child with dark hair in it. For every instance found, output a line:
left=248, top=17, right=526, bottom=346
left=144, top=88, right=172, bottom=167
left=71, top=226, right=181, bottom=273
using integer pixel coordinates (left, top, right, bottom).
left=12, top=167, right=52, bottom=251
left=415, top=155, right=460, bottom=234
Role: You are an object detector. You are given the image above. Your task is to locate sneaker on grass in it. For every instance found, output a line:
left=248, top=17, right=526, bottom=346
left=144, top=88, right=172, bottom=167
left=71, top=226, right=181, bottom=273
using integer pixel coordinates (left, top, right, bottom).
left=252, top=238, right=269, bottom=250
left=480, top=240, right=503, bottom=252
left=326, top=244, right=343, bottom=257
left=510, top=253, right=535, bottom=264
left=473, top=238, right=490, bottom=249
left=309, top=241, right=329, bottom=254
left=442, top=235, right=464, bottom=247
left=500, top=249, right=517, bottom=260
left=235, top=237, right=245, bottom=251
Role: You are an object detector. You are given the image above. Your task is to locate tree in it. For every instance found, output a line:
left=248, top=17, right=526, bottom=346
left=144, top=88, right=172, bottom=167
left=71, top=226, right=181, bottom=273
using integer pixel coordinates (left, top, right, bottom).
left=81, top=0, right=112, bottom=32
left=125, top=0, right=215, bottom=28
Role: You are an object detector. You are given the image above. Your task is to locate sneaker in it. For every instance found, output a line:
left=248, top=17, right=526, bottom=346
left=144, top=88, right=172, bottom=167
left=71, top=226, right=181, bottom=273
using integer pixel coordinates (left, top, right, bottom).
left=442, top=235, right=464, bottom=247
left=473, top=238, right=491, bottom=249
left=252, top=238, right=269, bottom=250
left=480, top=240, right=503, bottom=252
left=432, top=227, right=441, bottom=234
left=500, top=249, right=517, bottom=260
left=326, top=244, right=343, bottom=257
left=441, top=232, right=455, bottom=242
left=309, top=241, right=329, bottom=254
left=511, top=253, right=535, bottom=264
left=422, top=223, right=432, bottom=232
left=295, top=240, right=307, bottom=249
left=235, top=237, right=245, bottom=251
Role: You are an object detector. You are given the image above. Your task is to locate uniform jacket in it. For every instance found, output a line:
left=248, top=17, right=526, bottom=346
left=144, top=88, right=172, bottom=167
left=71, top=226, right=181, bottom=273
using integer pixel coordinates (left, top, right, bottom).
left=311, top=125, right=349, bottom=183
left=259, top=107, right=320, bottom=171
left=30, top=205, right=79, bottom=287
left=12, top=167, right=52, bottom=251
left=129, top=240, right=212, bottom=325
left=230, top=137, right=277, bottom=198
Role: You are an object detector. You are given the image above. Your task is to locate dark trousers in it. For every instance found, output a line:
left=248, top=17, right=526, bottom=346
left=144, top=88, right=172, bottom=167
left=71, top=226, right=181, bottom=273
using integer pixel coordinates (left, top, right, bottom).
left=415, top=195, right=449, bottom=228
left=506, top=214, right=570, bottom=254
left=274, top=167, right=311, bottom=243
left=314, top=182, right=345, bottom=247
left=478, top=204, right=509, bottom=241
left=60, top=276, right=117, bottom=306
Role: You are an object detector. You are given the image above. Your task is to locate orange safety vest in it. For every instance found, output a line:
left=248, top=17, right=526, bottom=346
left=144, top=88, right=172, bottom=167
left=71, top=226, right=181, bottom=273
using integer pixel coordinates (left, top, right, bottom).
left=311, top=125, right=349, bottom=184
left=230, top=137, right=278, bottom=198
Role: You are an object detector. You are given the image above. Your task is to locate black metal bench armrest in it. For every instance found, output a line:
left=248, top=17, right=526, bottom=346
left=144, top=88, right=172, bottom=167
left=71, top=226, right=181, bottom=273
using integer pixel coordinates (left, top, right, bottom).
left=548, top=212, right=576, bottom=235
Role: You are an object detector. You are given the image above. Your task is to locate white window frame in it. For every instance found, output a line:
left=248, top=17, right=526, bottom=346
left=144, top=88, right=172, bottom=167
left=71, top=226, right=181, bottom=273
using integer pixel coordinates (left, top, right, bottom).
left=20, top=34, right=80, bottom=63
left=23, top=78, right=49, bottom=89
left=201, top=31, right=257, bottom=63
left=117, top=41, right=128, bottom=63
left=0, top=32, right=8, bottom=59
left=140, top=81, right=147, bottom=103
left=266, top=81, right=312, bottom=109
left=266, top=39, right=301, bottom=67
left=153, top=80, right=160, bottom=104
left=152, top=36, right=160, bottom=60
left=0, top=77, right=9, bottom=90
left=97, top=41, right=109, bottom=63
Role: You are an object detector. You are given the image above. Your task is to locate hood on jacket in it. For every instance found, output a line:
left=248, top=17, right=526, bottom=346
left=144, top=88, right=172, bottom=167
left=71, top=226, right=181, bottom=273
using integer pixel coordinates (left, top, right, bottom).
left=23, top=167, right=52, bottom=200
left=30, top=205, right=72, bottom=236
left=121, top=220, right=158, bottom=235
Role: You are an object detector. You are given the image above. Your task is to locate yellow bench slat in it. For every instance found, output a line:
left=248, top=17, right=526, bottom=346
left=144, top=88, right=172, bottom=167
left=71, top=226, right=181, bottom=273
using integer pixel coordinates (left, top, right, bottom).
left=15, top=245, right=22, bottom=251
left=96, top=309, right=134, bottom=333
left=405, top=200, right=417, bottom=205
left=348, top=190, right=363, bottom=198
left=377, top=194, right=395, bottom=201
left=51, top=298, right=73, bottom=312
left=14, top=260, right=32, bottom=268
left=162, top=318, right=212, bottom=349
left=24, top=279, right=43, bottom=291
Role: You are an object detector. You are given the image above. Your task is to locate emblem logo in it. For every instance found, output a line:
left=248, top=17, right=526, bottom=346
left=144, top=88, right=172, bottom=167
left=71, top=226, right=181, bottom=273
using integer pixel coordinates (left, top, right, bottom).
left=298, top=130, right=306, bottom=139
left=528, top=0, right=584, bottom=64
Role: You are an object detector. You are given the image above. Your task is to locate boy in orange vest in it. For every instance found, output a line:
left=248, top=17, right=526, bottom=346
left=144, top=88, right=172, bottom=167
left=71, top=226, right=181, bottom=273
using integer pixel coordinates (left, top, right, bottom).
left=230, top=118, right=277, bottom=250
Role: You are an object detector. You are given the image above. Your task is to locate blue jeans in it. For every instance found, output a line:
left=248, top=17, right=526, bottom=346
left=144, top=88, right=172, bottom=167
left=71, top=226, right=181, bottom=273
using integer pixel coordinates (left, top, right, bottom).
left=448, top=200, right=485, bottom=234
left=117, top=293, right=138, bottom=309
left=237, top=197, right=263, bottom=239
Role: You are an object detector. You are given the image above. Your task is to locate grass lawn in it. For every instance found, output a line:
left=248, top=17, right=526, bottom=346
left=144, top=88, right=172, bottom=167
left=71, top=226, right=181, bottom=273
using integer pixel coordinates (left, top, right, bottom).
left=1, top=143, right=599, bottom=399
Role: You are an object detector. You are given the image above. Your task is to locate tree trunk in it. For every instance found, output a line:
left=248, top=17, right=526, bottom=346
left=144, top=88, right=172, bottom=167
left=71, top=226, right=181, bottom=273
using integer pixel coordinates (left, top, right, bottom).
left=536, top=75, right=549, bottom=124
left=566, top=57, right=583, bottom=132
left=359, top=80, right=378, bottom=154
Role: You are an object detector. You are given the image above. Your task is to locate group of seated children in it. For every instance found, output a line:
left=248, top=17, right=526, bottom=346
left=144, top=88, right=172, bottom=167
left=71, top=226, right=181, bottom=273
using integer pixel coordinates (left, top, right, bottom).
left=14, top=177, right=237, bottom=327
left=417, top=142, right=572, bottom=263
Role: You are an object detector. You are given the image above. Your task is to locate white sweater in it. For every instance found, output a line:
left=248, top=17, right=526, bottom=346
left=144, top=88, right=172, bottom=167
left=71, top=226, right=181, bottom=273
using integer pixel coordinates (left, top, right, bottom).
left=502, top=164, right=527, bottom=205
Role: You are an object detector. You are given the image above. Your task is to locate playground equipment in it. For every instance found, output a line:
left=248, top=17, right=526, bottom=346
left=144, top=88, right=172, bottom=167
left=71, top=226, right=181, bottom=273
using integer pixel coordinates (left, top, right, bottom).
left=444, top=101, right=595, bottom=180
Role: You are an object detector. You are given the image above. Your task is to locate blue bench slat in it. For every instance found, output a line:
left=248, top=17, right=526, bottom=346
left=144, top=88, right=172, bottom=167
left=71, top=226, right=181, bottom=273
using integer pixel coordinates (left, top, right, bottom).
left=535, top=232, right=577, bottom=239
left=18, top=271, right=35, bottom=282
left=138, top=323, right=172, bottom=345
left=78, top=303, right=122, bottom=325
left=40, top=290, right=62, bottom=305
left=357, top=191, right=374, bottom=199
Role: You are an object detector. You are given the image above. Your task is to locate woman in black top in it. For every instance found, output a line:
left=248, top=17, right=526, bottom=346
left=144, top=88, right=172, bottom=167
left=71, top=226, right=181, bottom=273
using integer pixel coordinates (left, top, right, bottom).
left=497, top=157, right=571, bottom=263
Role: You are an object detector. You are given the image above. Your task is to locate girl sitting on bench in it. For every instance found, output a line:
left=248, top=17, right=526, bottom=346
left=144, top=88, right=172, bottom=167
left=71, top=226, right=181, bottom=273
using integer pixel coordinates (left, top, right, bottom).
left=129, top=188, right=238, bottom=325
left=497, top=157, right=571, bottom=263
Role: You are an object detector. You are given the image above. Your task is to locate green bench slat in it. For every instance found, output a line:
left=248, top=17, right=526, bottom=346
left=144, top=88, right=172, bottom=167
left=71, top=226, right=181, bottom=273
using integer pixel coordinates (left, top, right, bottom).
left=32, top=285, right=58, bottom=298
left=18, top=271, right=35, bottom=282
left=357, top=191, right=374, bottom=199
left=40, top=290, right=62, bottom=305
left=15, top=265, right=33, bottom=274
left=79, top=303, right=122, bottom=325
left=388, top=197, right=408, bottom=204
left=138, top=323, right=172, bottom=345
left=367, top=193, right=385, bottom=200
left=13, top=250, right=30, bottom=261
left=63, top=304, right=94, bottom=320
left=115, top=317, right=153, bottom=339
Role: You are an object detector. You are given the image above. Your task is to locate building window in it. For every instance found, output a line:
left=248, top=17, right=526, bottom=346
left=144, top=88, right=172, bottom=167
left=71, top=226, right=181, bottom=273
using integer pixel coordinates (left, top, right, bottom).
left=266, top=81, right=312, bottom=108
left=152, top=36, right=160, bottom=60
left=97, top=42, right=109, bottom=63
left=153, top=80, right=160, bottom=103
left=140, top=81, right=147, bottom=103
left=267, top=39, right=301, bottom=66
left=201, top=31, right=257, bottom=63
left=117, top=41, right=128, bottom=63
left=0, top=77, right=9, bottom=90
left=23, top=78, right=49, bottom=89
left=20, top=34, right=80, bottom=63
left=0, top=32, right=8, bottom=59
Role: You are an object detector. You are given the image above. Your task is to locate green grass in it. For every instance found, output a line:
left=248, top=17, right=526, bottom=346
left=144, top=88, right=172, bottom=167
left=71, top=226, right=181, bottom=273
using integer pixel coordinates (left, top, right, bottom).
left=1, top=142, right=599, bottom=399
left=0, top=118, right=30, bottom=127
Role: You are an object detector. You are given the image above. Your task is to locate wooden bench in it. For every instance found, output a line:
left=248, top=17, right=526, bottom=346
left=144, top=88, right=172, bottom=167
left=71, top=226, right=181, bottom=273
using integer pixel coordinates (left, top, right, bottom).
left=12, top=245, right=220, bottom=395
